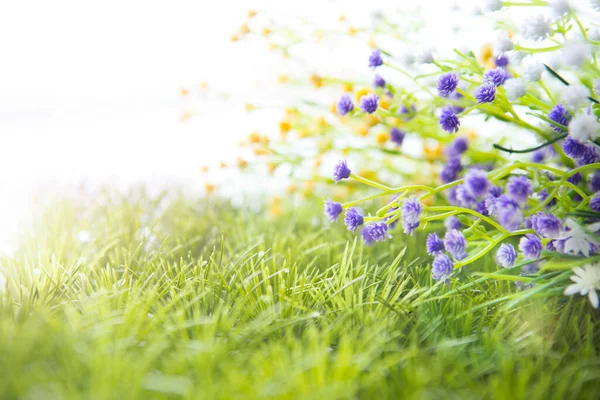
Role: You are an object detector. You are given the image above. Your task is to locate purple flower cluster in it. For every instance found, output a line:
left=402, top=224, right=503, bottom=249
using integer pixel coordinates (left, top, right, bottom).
left=359, top=94, right=379, bottom=114
left=344, top=208, right=364, bottom=232
left=496, top=243, right=518, bottom=268
left=506, top=176, right=532, bottom=204
left=445, top=137, right=468, bottom=158
left=324, top=200, right=343, bottom=222
left=528, top=212, right=563, bottom=238
left=486, top=194, right=524, bottom=231
left=432, top=254, right=454, bottom=282
left=361, top=222, right=389, bottom=244
left=464, top=169, right=490, bottom=197
left=439, top=106, right=460, bottom=133
left=437, top=72, right=459, bottom=97
left=373, top=74, right=386, bottom=88
left=475, top=82, right=496, bottom=103
left=445, top=216, right=462, bottom=231
left=390, top=128, right=405, bottom=146
left=440, top=158, right=462, bottom=183
left=484, top=68, right=509, bottom=86
left=337, top=94, right=354, bottom=116
left=444, top=229, right=468, bottom=260
left=590, top=192, right=600, bottom=212
left=426, top=232, right=445, bottom=256
left=548, top=104, right=571, bottom=132
left=519, top=234, right=543, bottom=259
left=333, top=160, right=351, bottom=183
left=369, top=49, right=383, bottom=68
left=401, top=197, right=422, bottom=235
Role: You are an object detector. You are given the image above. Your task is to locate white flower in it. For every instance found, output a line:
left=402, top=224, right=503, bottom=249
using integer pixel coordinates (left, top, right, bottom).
left=493, top=32, right=514, bottom=55
left=523, top=62, right=544, bottom=82
left=563, top=42, right=591, bottom=67
left=557, top=219, right=599, bottom=257
left=564, top=263, right=600, bottom=308
left=592, top=0, right=600, bottom=12
left=417, top=48, right=434, bottom=64
left=561, top=84, right=590, bottom=109
left=504, top=78, right=527, bottom=100
left=569, top=112, right=599, bottom=142
left=399, top=52, right=415, bottom=66
left=594, top=78, right=600, bottom=96
left=484, top=0, right=503, bottom=12
left=588, top=29, right=600, bottom=42
left=550, top=0, right=572, bottom=16
left=521, top=15, right=552, bottom=41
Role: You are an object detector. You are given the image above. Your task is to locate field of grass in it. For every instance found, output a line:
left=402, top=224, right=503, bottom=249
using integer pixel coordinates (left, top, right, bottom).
left=1, top=190, right=599, bottom=399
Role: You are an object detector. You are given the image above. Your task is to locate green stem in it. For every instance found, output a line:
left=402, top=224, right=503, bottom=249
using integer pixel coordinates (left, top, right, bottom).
left=425, top=206, right=509, bottom=234
left=350, top=174, right=392, bottom=191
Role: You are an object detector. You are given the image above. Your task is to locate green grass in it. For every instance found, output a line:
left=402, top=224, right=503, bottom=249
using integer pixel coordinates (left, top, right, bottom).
left=0, top=191, right=599, bottom=399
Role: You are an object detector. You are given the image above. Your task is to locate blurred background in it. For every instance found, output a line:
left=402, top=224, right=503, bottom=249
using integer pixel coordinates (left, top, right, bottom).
left=0, top=0, right=548, bottom=251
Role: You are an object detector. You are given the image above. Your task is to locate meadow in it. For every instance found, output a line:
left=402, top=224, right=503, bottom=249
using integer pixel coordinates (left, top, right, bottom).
left=0, top=191, right=598, bottom=399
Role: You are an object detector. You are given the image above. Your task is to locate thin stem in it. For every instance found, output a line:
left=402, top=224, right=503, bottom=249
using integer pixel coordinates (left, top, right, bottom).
left=425, top=206, right=509, bottom=234
left=493, top=133, right=567, bottom=154
left=350, top=174, right=392, bottom=191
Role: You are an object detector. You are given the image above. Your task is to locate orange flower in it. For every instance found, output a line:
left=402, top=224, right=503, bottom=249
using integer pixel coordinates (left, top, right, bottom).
left=277, top=74, right=288, bottom=84
left=262, top=27, right=272, bottom=36
left=279, top=120, right=292, bottom=135
left=248, top=131, right=262, bottom=143
left=364, top=114, right=380, bottom=127
left=357, top=124, right=369, bottom=137
left=205, top=183, right=216, bottom=193
left=247, top=10, right=257, bottom=18
left=231, top=33, right=240, bottom=42
left=379, top=97, right=391, bottom=110
left=219, top=161, right=228, bottom=169
left=237, top=157, right=248, bottom=169
left=240, top=24, right=250, bottom=35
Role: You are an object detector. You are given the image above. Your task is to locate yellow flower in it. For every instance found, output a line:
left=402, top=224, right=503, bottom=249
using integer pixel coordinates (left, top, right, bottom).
left=467, top=130, right=478, bottom=141
left=424, top=143, right=443, bottom=159
left=205, top=183, right=216, bottom=194
left=248, top=131, right=262, bottom=143
left=279, top=120, right=292, bottom=135
left=277, top=74, right=288, bottom=84
left=298, top=128, right=312, bottom=138
left=310, top=74, right=323, bottom=88
left=338, top=14, right=346, bottom=22
left=254, top=147, right=271, bottom=156
left=200, top=81, right=208, bottom=90
left=357, top=124, right=369, bottom=137
left=240, top=24, right=250, bottom=35
left=245, top=103, right=255, bottom=112
left=219, top=161, right=228, bottom=169
left=180, top=112, right=192, bottom=122
left=348, top=26, right=358, bottom=36
left=237, top=157, right=248, bottom=169
left=267, top=162, right=278, bottom=174
left=287, top=184, right=297, bottom=194
left=247, top=10, right=257, bottom=18
left=200, top=165, right=209, bottom=173
left=343, top=83, right=354, bottom=93
left=313, top=158, right=322, bottom=169
left=479, top=42, right=495, bottom=68
left=364, top=114, right=380, bottom=127
left=359, top=169, right=378, bottom=181
left=262, top=27, right=271, bottom=36
left=376, top=132, right=389, bottom=145
left=330, top=102, right=338, bottom=114
left=355, top=88, right=371, bottom=102
left=379, top=97, right=390, bottom=110
left=302, top=181, right=315, bottom=197
left=180, top=88, right=189, bottom=97
left=231, top=33, right=240, bottom=42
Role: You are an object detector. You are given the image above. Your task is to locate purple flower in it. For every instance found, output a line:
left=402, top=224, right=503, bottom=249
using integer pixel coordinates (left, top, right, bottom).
left=578, top=145, right=600, bottom=166
left=455, top=184, right=477, bottom=207
left=495, top=54, right=509, bottom=67
left=426, top=232, right=445, bottom=256
left=495, top=195, right=524, bottom=231
left=464, top=169, right=490, bottom=197
left=444, top=229, right=468, bottom=260
left=324, top=200, right=343, bottom=222
left=390, top=128, right=405, bottom=146
left=445, top=137, right=468, bottom=158
left=548, top=104, right=571, bottom=132
left=449, top=90, right=465, bottom=113
left=333, top=160, right=351, bottom=183
left=445, top=216, right=462, bottom=231
left=373, top=74, right=386, bottom=88
left=369, top=49, right=383, bottom=68
left=563, top=137, right=587, bottom=160
left=440, top=157, right=462, bottom=183
left=567, top=172, right=582, bottom=185
left=531, top=149, right=545, bottom=163
left=344, top=208, right=364, bottom=232
left=439, top=106, right=460, bottom=133
left=507, top=176, right=532, bottom=204
left=496, top=243, right=518, bottom=268
left=530, top=212, right=563, bottom=238
left=361, top=222, right=389, bottom=244
left=432, top=254, right=454, bottom=282
left=437, top=72, right=459, bottom=97
left=476, top=200, right=490, bottom=216
left=591, top=192, right=600, bottom=212
left=359, top=94, right=379, bottom=114
left=337, top=94, right=354, bottom=116
left=519, top=234, right=543, bottom=259
left=475, top=82, right=496, bottom=103
left=489, top=185, right=503, bottom=198
left=401, top=197, right=422, bottom=235
left=591, top=171, right=600, bottom=192
left=484, top=67, right=508, bottom=86
left=538, top=189, right=557, bottom=207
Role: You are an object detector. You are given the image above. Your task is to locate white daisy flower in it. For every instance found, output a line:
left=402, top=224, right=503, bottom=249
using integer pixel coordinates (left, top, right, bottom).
left=399, top=52, right=415, bottom=67
left=493, top=32, right=514, bottom=55
left=523, top=62, right=544, bottom=82
left=561, top=84, right=590, bottom=109
left=521, top=15, right=552, bottom=41
left=417, top=48, right=434, bottom=64
left=569, top=112, right=599, bottom=142
left=564, top=263, right=600, bottom=308
left=550, top=0, right=572, bottom=17
left=563, top=42, right=591, bottom=67
left=504, top=78, right=527, bottom=100
left=484, top=0, right=503, bottom=12
left=557, top=219, right=600, bottom=257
